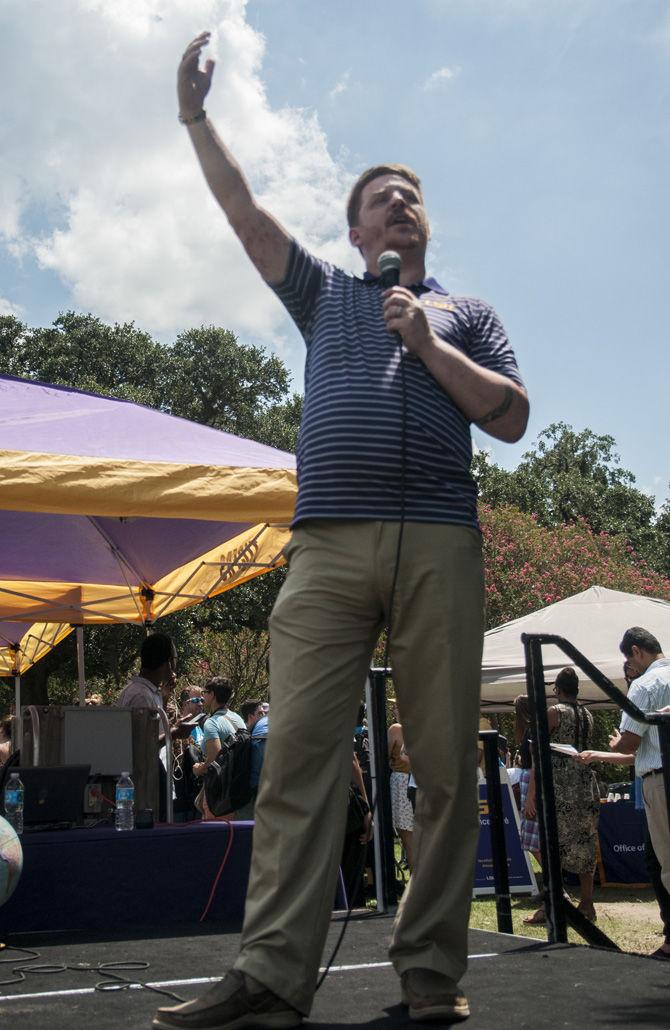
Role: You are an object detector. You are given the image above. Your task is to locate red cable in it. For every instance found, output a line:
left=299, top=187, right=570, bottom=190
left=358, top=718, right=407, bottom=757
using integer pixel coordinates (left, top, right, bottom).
left=199, top=821, right=236, bottom=922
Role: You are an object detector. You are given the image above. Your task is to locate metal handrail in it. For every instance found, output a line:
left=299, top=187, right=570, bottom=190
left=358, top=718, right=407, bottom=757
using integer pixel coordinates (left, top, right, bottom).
left=524, top=634, right=648, bottom=720
left=368, top=668, right=397, bottom=912
left=522, top=632, right=670, bottom=951
left=479, top=730, right=513, bottom=933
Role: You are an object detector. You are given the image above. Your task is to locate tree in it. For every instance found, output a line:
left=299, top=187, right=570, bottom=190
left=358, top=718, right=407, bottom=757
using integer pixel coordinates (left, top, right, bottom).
left=655, top=498, right=670, bottom=578
left=161, top=326, right=300, bottom=448
left=185, top=626, right=270, bottom=704
left=481, top=503, right=670, bottom=630
left=0, top=312, right=164, bottom=407
left=474, top=423, right=668, bottom=575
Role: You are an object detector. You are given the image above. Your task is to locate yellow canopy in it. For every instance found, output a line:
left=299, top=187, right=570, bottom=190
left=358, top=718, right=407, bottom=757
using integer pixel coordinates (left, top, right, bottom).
left=0, top=376, right=298, bottom=675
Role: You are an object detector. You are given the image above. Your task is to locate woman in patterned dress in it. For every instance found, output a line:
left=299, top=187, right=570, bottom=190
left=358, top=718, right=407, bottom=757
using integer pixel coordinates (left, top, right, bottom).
left=526, top=667, right=600, bottom=922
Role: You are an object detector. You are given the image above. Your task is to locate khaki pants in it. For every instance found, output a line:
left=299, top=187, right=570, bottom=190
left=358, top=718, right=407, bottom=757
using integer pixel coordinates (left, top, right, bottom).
left=643, top=772, right=670, bottom=895
left=234, top=520, right=485, bottom=1014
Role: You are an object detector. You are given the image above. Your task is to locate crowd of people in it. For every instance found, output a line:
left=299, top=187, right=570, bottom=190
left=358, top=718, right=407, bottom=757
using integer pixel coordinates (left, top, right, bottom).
left=112, top=632, right=270, bottom=824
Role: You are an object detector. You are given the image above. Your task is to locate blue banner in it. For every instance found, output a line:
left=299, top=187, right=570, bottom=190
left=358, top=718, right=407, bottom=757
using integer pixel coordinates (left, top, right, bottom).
left=474, top=782, right=537, bottom=895
left=597, top=801, right=649, bottom=885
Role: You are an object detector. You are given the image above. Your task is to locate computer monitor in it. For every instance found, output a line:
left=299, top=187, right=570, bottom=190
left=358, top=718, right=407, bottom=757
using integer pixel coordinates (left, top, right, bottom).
left=63, top=707, right=133, bottom=776
left=17, top=764, right=91, bottom=827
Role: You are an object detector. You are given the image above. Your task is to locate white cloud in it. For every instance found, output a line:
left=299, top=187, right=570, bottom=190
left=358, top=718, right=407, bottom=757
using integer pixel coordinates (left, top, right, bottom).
left=329, top=71, right=351, bottom=101
left=423, top=66, right=460, bottom=90
left=0, top=170, right=21, bottom=241
left=0, top=297, right=22, bottom=318
left=0, top=0, right=355, bottom=348
left=644, top=8, right=670, bottom=53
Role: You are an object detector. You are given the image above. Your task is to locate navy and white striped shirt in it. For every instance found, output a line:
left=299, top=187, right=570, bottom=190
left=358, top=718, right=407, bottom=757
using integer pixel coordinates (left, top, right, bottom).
left=273, top=241, right=524, bottom=528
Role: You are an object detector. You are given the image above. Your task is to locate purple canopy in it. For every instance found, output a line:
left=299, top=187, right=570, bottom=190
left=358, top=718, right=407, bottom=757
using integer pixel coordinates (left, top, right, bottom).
left=0, top=375, right=297, bottom=671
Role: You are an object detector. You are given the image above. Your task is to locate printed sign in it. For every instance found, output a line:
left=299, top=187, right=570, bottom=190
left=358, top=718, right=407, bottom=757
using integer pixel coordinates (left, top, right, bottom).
left=474, top=781, right=537, bottom=896
left=597, top=801, right=648, bottom=885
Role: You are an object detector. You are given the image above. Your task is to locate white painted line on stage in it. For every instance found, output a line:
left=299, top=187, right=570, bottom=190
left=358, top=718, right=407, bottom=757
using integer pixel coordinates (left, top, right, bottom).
left=324, top=961, right=391, bottom=971
left=0, top=986, right=99, bottom=1002
left=0, top=955, right=500, bottom=1004
left=323, top=955, right=498, bottom=971
left=0, top=979, right=217, bottom=1003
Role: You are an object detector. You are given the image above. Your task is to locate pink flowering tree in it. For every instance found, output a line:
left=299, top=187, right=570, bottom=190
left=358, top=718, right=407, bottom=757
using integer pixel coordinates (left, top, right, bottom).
left=481, top=504, right=670, bottom=630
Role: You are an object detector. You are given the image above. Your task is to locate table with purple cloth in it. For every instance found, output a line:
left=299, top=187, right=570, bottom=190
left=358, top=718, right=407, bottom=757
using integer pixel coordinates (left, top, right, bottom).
left=0, top=822, right=254, bottom=934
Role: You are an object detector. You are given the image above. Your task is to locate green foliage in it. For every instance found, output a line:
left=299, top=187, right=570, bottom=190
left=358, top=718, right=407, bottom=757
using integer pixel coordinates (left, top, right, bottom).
left=192, top=569, right=286, bottom=636
left=474, top=423, right=669, bottom=575
left=162, top=325, right=299, bottom=447
left=0, top=312, right=163, bottom=407
left=184, top=626, right=270, bottom=705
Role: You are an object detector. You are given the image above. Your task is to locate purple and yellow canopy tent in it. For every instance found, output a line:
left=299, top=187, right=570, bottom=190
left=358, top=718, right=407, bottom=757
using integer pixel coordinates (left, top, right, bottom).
left=0, top=375, right=297, bottom=702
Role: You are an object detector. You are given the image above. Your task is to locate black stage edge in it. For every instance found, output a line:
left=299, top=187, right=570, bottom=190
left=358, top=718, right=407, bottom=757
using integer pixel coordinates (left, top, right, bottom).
left=1, top=915, right=668, bottom=1030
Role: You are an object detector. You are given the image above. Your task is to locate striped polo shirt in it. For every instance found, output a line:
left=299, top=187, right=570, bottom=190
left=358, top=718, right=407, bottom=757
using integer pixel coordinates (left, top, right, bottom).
left=273, top=241, right=524, bottom=528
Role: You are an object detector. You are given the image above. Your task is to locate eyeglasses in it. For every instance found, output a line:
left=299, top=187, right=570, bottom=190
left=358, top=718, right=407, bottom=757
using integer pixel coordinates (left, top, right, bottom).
left=187, top=697, right=203, bottom=705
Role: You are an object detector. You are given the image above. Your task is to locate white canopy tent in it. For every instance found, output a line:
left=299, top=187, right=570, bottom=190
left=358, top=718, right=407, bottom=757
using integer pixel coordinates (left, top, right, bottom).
left=481, top=585, right=670, bottom=710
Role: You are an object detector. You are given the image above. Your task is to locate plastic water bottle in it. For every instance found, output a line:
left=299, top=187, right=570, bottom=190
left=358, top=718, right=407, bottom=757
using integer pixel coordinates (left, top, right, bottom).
left=4, top=772, right=24, bottom=835
left=115, top=771, right=135, bottom=831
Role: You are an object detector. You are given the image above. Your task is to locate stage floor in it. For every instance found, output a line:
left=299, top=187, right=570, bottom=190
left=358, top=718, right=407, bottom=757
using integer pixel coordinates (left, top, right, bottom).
left=1, top=914, right=668, bottom=1029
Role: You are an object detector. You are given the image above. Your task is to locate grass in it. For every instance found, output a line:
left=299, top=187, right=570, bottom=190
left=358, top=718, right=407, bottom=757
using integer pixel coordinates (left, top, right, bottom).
left=469, top=885, right=664, bottom=955
left=390, top=842, right=664, bottom=955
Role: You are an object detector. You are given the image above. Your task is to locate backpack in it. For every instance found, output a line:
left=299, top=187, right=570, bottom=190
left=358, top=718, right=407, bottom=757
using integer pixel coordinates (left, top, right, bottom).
left=204, top=728, right=253, bottom=816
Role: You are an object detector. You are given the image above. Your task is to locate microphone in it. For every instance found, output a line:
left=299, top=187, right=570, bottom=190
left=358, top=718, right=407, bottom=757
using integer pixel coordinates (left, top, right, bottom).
left=378, top=250, right=401, bottom=290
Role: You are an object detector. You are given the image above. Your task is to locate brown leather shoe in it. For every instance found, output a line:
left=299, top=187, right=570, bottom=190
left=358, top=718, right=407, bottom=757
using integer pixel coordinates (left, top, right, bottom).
left=400, top=968, right=470, bottom=1023
left=152, top=970, right=303, bottom=1030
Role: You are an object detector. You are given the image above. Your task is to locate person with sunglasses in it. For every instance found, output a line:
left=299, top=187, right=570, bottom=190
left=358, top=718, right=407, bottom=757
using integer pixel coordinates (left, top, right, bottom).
left=170, top=689, right=205, bottom=822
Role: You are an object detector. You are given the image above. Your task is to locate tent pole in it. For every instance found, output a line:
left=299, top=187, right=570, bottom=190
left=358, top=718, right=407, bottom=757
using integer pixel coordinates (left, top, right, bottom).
left=76, top=625, right=86, bottom=705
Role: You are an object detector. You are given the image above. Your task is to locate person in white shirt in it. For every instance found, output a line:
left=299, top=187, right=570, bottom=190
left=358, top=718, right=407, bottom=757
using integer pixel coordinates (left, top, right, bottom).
left=616, top=627, right=670, bottom=902
left=116, top=632, right=192, bottom=819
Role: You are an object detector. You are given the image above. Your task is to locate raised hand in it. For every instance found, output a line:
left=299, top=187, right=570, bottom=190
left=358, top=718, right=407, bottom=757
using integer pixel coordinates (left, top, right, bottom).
left=178, top=32, right=215, bottom=120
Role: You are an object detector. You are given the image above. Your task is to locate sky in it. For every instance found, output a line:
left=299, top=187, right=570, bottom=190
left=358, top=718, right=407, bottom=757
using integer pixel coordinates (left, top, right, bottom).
left=0, top=0, right=668, bottom=505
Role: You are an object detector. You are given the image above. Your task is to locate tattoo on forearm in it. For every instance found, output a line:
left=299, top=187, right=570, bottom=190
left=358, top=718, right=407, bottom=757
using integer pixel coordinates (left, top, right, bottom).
left=475, top=385, right=514, bottom=426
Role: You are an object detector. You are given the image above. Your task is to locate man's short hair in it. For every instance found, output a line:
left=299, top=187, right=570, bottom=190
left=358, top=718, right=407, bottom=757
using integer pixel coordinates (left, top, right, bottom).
left=205, top=676, right=234, bottom=707
left=619, top=626, right=662, bottom=658
left=555, top=667, right=579, bottom=698
left=240, top=699, right=262, bottom=724
left=346, top=164, right=423, bottom=227
left=141, top=633, right=175, bottom=671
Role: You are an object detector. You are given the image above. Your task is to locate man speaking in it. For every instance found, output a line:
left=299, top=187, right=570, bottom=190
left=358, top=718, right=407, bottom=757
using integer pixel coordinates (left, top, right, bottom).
left=154, top=31, right=529, bottom=1029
